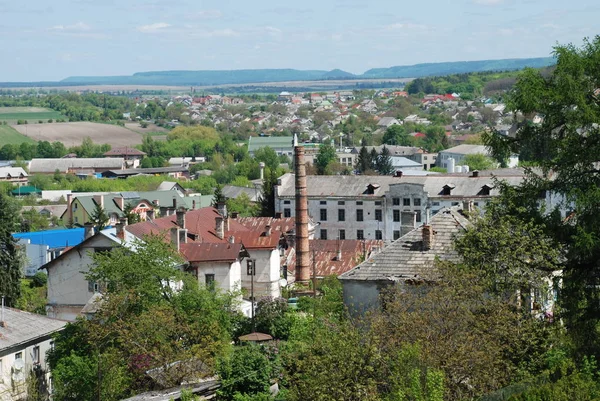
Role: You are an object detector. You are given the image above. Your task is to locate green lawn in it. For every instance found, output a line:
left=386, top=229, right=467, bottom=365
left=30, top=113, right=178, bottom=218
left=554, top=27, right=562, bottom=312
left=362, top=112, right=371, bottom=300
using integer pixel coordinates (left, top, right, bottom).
left=0, top=124, right=36, bottom=146
left=0, top=107, right=66, bottom=124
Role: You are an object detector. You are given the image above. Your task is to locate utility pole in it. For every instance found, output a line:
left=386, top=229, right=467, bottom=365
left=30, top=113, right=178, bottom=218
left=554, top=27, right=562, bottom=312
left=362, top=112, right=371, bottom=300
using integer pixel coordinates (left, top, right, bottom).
left=247, top=259, right=256, bottom=331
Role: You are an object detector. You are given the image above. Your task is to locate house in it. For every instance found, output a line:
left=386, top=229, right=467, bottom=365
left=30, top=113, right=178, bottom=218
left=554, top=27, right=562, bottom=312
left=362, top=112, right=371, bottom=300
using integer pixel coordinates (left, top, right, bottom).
left=101, top=166, right=189, bottom=179
left=377, top=117, right=402, bottom=128
left=437, top=144, right=492, bottom=169
left=13, top=228, right=85, bottom=276
left=339, top=207, right=469, bottom=314
left=103, top=147, right=146, bottom=168
left=222, top=185, right=262, bottom=203
left=274, top=170, right=524, bottom=241
left=248, top=136, right=294, bottom=157
left=28, top=158, right=125, bottom=175
left=42, top=225, right=122, bottom=321
left=407, top=152, right=438, bottom=170
left=0, top=308, right=66, bottom=400
left=0, top=167, right=28, bottom=185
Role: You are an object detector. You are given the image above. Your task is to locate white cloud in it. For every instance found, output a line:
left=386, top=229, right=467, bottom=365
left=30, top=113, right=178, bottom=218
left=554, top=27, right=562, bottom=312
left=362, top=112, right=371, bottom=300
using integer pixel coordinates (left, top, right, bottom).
left=195, top=9, right=222, bottom=19
left=50, top=21, right=91, bottom=31
left=385, top=22, right=428, bottom=31
left=473, top=0, right=503, bottom=5
left=137, top=22, right=171, bottom=33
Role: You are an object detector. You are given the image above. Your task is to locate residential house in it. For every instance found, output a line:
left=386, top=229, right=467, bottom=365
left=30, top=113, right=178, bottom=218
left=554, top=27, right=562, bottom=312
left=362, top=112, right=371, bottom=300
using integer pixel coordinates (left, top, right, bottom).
left=0, top=167, right=28, bottom=186
left=437, top=144, right=492, bottom=169
left=339, top=207, right=468, bottom=314
left=407, top=151, right=438, bottom=170
left=28, top=158, right=125, bottom=175
left=103, top=147, right=146, bottom=168
left=13, top=228, right=85, bottom=276
left=377, top=117, right=402, bottom=128
left=248, top=136, right=294, bottom=157
left=0, top=308, right=66, bottom=401
left=274, top=170, right=524, bottom=241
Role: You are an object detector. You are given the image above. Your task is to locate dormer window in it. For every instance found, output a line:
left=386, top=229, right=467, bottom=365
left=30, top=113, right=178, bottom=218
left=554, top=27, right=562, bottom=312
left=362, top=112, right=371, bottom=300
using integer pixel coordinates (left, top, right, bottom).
left=479, top=184, right=493, bottom=196
left=365, top=183, right=380, bottom=195
left=442, top=184, right=455, bottom=196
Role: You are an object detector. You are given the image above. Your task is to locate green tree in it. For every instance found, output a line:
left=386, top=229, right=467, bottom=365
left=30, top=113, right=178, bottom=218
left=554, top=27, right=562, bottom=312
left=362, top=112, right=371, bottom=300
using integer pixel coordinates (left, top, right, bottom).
left=383, top=124, right=411, bottom=146
left=259, top=168, right=277, bottom=217
left=483, top=36, right=600, bottom=356
left=356, top=144, right=372, bottom=174
left=226, top=192, right=259, bottom=217
left=459, top=154, right=497, bottom=171
left=89, top=203, right=109, bottom=231
left=0, top=193, right=22, bottom=306
left=315, top=143, right=337, bottom=175
left=122, top=202, right=141, bottom=225
left=253, top=146, right=280, bottom=172
left=212, top=184, right=226, bottom=208
left=376, top=145, right=394, bottom=175
left=217, top=345, right=272, bottom=401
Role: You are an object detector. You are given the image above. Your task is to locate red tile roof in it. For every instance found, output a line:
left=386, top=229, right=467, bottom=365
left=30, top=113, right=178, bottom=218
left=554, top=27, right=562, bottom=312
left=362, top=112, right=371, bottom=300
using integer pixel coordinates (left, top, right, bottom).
left=180, top=242, right=242, bottom=262
left=286, top=239, right=384, bottom=277
left=236, top=216, right=295, bottom=234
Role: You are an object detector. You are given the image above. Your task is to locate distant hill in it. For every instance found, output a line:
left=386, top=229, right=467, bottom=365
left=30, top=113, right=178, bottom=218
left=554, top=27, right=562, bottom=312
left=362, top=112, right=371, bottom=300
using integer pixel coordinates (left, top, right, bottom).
left=362, top=57, right=555, bottom=79
left=0, top=57, right=556, bottom=88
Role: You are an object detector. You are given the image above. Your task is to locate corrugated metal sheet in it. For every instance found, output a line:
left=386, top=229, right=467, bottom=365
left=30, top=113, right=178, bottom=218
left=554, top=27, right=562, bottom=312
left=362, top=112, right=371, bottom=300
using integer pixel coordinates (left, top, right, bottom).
left=0, top=308, right=66, bottom=351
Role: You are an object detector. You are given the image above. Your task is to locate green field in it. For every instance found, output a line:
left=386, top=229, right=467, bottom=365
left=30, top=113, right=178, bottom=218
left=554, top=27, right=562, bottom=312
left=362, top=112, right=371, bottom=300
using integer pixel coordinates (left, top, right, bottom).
left=0, top=107, right=66, bottom=124
left=0, top=124, right=36, bottom=146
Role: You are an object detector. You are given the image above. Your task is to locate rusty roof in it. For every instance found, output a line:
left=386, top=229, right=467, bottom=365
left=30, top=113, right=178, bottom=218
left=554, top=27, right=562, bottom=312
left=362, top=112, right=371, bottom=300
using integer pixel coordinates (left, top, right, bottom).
left=180, top=242, right=242, bottom=263
left=286, top=239, right=384, bottom=278
left=236, top=216, right=296, bottom=234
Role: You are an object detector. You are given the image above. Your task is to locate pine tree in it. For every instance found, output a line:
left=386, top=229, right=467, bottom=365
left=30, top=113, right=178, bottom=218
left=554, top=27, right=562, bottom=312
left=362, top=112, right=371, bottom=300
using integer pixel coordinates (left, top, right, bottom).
left=90, top=203, right=109, bottom=231
left=212, top=184, right=226, bottom=207
left=376, top=145, right=394, bottom=175
left=356, top=144, right=371, bottom=174
left=259, top=168, right=277, bottom=217
left=0, top=192, right=22, bottom=306
left=370, top=148, right=379, bottom=171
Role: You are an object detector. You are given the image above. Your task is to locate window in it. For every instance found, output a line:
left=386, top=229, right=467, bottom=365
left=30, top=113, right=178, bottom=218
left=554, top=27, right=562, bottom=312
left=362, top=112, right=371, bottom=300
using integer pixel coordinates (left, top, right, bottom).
left=356, top=209, right=364, bottom=221
left=356, top=201, right=363, bottom=205
left=392, top=198, right=400, bottom=206
left=284, top=208, right=291, bottom=218
left=74, top=216, right=79, bottom=223
left=338, top=209, right=345, bottom=221
left=320, top=229, right=327, bottom=240
left=393, top=210, right=400, bottom=222
left=337, top=201, right=345, bottom=205
left=375, top=209, right=382, bottom=221
left=15, top=352, right=22, bottom=361
left=414, top=198, right=421, bottom=206
left=393, top=230, right=401, bottom=240
left=357, top=230, right=364, bottom=240
left=33, top=346, right=40, bottom=365
left=73, top=203, right=78, bottom=211
left=205, top=274, right=215, bottom=287
left=375, top=230, right=382, bottom=240
left=320, top=209, right=327, bottom=221
left=432, top=202, right=440, bottom=206
left=319, top=200, right=327, bottom=205
left=451, top=202, right=459, bottom=206
left=403, top=198, right=411, bottom=206
left=416, top=210, right=422, bottom=223
left=88, top=281, right=99, bottom=293
left=284, top=200, right=291, bottom=204
left=375, top=201, right=382, bottom=206
left=424, top=156, right=428, bottom=160
left=339, top=229, right=346, bottom=240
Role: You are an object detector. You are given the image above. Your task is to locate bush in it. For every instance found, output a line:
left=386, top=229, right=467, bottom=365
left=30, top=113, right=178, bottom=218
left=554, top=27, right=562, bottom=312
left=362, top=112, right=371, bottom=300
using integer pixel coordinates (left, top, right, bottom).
left=38, top=120, right=43, bottom=124
left=140, top=121, right=149, bottom=128
left=17, top=119, right=27, bottom=125
left=48, top=119, right=53, bottom=123
left=30, top=272, right=47, bottom=288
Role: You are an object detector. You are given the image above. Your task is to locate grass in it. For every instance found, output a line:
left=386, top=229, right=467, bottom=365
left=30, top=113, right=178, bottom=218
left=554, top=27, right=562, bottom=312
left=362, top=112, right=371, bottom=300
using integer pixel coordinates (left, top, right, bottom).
left=0, top=124, right=36, bottom=146
left=0, top=107, right=66, bottom=124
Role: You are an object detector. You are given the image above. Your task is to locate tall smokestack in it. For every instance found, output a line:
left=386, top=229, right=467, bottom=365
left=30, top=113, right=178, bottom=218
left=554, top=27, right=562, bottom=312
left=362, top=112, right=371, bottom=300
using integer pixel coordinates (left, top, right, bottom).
left=294, top=135, right=310, bottom=283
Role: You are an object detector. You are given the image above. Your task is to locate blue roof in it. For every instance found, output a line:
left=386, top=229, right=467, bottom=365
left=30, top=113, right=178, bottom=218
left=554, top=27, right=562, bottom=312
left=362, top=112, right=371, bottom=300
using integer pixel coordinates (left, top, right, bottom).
left=13, top=228, right=85, bottom=249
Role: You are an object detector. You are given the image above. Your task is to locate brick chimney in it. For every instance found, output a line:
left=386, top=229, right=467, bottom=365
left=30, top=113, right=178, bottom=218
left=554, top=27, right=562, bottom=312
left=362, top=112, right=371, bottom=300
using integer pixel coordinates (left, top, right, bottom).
left=176, top=208, right=186, bottom=229
left=422, top=225, right=434, bottom=251
left=294, top=136, right=310, bottom=283
left=265, top=224, right=272, bottom=237
left=215, top=216, right=225, bottom=240
left=116, top=217, right=127, bottom=240
left=93, top=194, right=104, bottom=209
left=67, top=193, right=73, bottom=223
left=170, top=227, right=180, bottom=250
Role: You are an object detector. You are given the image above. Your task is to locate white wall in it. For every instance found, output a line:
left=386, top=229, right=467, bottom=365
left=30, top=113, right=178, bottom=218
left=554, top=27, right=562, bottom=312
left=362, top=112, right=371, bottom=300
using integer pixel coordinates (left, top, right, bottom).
left=241, top=250, right=281, bottom=298
left=0, top=337, right=55, bottom=401
left=18, top=239, right=51, bottom=277
left=193, top=261, right=240, bottom=293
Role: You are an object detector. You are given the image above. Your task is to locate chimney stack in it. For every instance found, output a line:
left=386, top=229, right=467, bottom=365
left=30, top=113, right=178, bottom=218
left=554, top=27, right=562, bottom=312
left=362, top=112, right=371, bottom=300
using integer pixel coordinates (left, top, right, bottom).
left=462, top=200, right=473, bottom=213
left=84, top=222, right=94, bottom=239
left=172, top=197, right=177, bottom=209
left=395, top=170, right=403, bottom=178
left=170, top=227, right=180, bottom=250
left=294, top=137, right=310, bottom=283
left=192, top=200, right=196, bottom=209
left=422, top=225, right=434, bottom=251
left=472, top=170, right=479, bottom=178
left=228, top=235, right=235, bottom=244
left=259, top=162, right=266, bottom=180
left=147, top=209, right=155, bottom=220
left=215, top=216, right=225, bottom=240
left=217, top=202, right=227, bottom=218
left=336, top=247, right=342, bottom=261
left=265, top=224, right=272, bottom=237
left=67, top=193, right=73, bottom=224
left=116, top=217, right=127, bottom=240
left=176, top=208, right=186, bottom=229
left=231, top=212, right=239, bottom=219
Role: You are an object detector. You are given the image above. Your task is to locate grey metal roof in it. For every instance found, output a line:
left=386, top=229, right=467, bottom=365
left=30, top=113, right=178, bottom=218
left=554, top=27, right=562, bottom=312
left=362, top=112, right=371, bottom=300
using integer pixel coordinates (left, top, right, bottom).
left=339, top=208, right=469, bottom=282
left=0, top=167, right=28, bottom=178
left=276, top=172, right=524, bottom=199
left=0, top=308, right=66, bottom=353
left=29, top=158, right=124, bottom=173
left=439, top=144, right=491, bottom=156
left=222, top=185, right=262, bottom=202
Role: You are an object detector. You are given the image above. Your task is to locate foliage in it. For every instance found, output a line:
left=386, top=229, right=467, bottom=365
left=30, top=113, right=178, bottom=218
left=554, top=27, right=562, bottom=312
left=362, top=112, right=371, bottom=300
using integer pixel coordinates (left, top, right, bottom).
left=483, top=35, right=600, bottom=357
left=0, top=192, right=22, bottom=306
left=227, top=192, right=260, bottom=217
left=89, top=203, right=109, bottom=231
left=123, top=202, right=141, bottom=225
left=314, top=143, right=337, bottom=175
left=356, top=144, right=372, bottom=174
left=212, top=184, right=226, bottom=207
left=383, top=125, right=412, bottom=146
left=15, top=278, right=46, bottom=314
left=259, top=168, right=278, bottom=217
left=376, top=145, right=394, bottom=175
left=217, top=344, right=272, bottom=401
left=459, top=153, right=497, bottom=171
left=254, top=147, right=280, bottom=172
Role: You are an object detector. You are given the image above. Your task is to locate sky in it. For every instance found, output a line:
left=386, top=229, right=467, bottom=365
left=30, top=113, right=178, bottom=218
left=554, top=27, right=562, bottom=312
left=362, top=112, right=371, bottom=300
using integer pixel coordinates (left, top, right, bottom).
left=0, top=0, right=598, bottom=82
